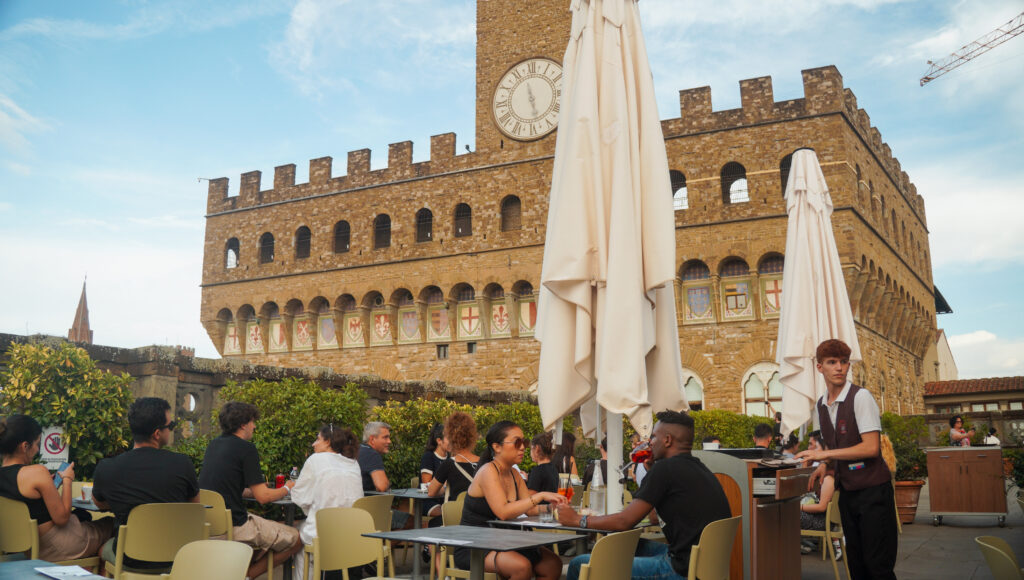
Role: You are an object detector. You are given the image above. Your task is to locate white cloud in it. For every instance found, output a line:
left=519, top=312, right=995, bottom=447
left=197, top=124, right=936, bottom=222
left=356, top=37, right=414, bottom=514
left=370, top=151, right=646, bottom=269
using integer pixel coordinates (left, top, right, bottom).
left=914, top=160, right=1024, bottom=267
left=268, top=0, right=474, bottom=99
left=3, top=160, right=32, bottom=175
left=947, top=330, right=1024, bottom=379
left=0, top=93, right=50, bottom=154
left=0, top=201, right=12, bottom=212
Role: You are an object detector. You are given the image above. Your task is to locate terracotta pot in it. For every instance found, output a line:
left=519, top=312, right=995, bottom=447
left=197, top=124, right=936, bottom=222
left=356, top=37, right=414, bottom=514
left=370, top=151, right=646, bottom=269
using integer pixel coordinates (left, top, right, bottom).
left=894, top=480, right=925, bottom=524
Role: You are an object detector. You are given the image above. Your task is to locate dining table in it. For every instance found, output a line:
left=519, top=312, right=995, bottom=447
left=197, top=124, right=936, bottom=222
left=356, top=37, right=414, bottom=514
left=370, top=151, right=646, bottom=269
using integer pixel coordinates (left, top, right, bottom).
left=0, top=559, right=105, bottom=579
left=366, top=487, right=433, bottom=579
left=364, top=524, right=584, bottom=580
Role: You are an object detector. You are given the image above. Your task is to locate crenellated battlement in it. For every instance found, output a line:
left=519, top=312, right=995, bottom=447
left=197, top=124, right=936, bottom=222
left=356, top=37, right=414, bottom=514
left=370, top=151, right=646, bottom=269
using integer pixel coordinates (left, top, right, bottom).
left=663, top=66, right=924, bottom=216
left=206, top=131, right=470, bottom=215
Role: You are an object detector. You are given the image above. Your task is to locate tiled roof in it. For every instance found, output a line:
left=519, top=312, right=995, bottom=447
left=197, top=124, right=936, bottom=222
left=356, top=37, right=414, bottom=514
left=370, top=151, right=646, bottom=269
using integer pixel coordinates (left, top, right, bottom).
left=924, top=377, right=1024, bottom=397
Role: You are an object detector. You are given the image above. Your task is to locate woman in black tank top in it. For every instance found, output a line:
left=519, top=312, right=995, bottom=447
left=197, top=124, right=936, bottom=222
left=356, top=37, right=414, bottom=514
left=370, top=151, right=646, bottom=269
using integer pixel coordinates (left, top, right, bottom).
left=455, top=421, right=567, bottom=580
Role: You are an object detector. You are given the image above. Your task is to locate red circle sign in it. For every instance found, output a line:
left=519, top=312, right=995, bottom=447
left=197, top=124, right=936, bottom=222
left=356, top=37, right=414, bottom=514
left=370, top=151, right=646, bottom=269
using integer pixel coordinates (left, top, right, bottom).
left=44, top=433, right=66, bottom=455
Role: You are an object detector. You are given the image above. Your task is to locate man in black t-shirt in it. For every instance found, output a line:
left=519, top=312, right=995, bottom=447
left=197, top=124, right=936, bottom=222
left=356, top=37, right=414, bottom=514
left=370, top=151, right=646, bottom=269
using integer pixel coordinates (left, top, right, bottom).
left=557, top=411, right=732, bottom=580
left=198, top=402, right=302, bottom=579
left=93, top=397, right=199, bottom=571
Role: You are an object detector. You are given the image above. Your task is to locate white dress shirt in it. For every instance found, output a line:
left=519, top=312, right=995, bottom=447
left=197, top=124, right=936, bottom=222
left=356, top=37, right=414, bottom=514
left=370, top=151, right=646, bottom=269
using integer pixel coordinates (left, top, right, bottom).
left=290, top=451, right=363, bottom=545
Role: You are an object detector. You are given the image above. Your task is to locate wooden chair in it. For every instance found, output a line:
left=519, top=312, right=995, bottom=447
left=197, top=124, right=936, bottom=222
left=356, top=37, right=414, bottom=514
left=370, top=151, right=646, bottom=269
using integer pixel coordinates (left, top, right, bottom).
left=576, top=528, right=643, bottom=580
left=157, top=540, right=251, bottom=580
left=311, top=507, right=397, bottom=580
left=0, top=495, right=101, bottom=570
left=353, top=494, right=398, bottom=577
left=800, top=491, right=850, bottom=580
left=104, top=502, right=208, bottom=580
left=975, top=536, right=1024, bottom=580
left=198, top=489, right=233, bottom=540
left=687, top=515, right=742, bottom=580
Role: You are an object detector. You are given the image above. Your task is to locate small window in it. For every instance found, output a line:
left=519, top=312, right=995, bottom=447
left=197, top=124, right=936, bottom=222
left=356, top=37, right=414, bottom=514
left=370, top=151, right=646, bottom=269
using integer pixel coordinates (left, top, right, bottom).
left=670, top=170, right=687, bottom=210
left=374, top=214, right=391, bottom=249
left=1010, top=402, right=1023, bottom=411
left=467, top=342, right=477, bottom=354
left=971, top=403, right=985, bottom=412
left=454, top=203, right=472, bottom=237
left=259, top=232, right=275, bottom=264
left=720, top=258, right=750, bottom=277
left=501, top=196, right=521, bottom=231
left=423, top=287, right=444, bottom=304
left=333, top=221, right=351, bottom=253
left=458, top=286, right=475, bottom=301
left=759, top=254, right=784, bottom=274
left=985, top=402, right=999, bottom=411
left=721, top=162, right=748, bottom=204
left=295, top=226, right=311, bottom=259
left=682, top=261, right=710, bottom=281
left=225, top=238, right=240, bottom=268
left=779, top=153, right=794, bottom=195
left=416, top=208, right=433, bottom=243
left=437, top=344, right=449, bottom=359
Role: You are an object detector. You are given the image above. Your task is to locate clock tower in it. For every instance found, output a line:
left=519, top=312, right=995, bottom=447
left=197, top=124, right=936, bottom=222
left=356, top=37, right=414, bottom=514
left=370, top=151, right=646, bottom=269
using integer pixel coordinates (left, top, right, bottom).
left=474, top=0, right=572, bottom=156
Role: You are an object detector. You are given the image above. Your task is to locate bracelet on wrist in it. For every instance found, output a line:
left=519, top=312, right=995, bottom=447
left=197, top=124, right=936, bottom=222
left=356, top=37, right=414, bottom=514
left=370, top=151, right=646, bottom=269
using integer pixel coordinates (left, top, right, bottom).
left=580, top=515, right=589, bottom=529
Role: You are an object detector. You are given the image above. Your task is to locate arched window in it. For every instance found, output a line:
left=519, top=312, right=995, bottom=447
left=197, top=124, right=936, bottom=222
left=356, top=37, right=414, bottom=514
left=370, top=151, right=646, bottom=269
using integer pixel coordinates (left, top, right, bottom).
left=743, top=362, right=782, bottom=417
left=670, top=170, right=688, bottom=210
left=295, top=226, right=311, bottom=259
left=758, top=254, right=784, bottom=274
left=422, top=286, right=444, bottom=304
left=259, top=232, right=275, bottom=264
left=374, top=214, right=391, bottom=249
left=720, top=257, right=750, bottom=277
left=225, top=238, right=239, bottom=269
left=454, top=203, right=472, bottom=237
left=682, top=260, right=710, bottom=281
left=721, top=162, right=748, bottom=204
left=779, top=153, right=794, bottom=195
left=683, top=374, right=704, bottom=411
left=501, top=196, right=522, bottom=231
left=416, top=208, right=433, bottom=243
left=720, top=258, right=752, bottom=319
left=333, top=221, right=350, bottom=253
left=456, top=285, right=476, bottom=301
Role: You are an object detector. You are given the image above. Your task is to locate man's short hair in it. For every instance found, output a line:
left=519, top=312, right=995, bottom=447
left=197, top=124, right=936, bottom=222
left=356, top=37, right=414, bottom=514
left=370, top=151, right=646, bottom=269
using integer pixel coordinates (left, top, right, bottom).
left=808, top=430, right=823, bottom=447
left=362, top=421, right=391, bottom=443
left=655, top=410, right=695, bottom=444
left=129, top=397, right=171, bottom=443
left=784, top=433, right=800, bottom=450
left=815, top=339, right=852, bottom=363
left=753, top=423, right=773, bottom=440
left=218, top=401, right=260, bottom=435
left=702, top=435, right=720, bottom=443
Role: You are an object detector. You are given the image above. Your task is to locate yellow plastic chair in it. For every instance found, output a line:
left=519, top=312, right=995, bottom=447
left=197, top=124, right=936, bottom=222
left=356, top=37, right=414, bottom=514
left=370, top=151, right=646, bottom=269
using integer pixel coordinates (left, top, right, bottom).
left=437, top=497, right=496, bottom=580
left=312, top=507, right=396, bottom=580
left=686, top=515, right=742, bottom=580
left=157, top=540, right=251, bottom=580
left=800, top=490, right=850, bottom=580
left=354, top=494, right=398, bottom=577
left=104, top=502, right=208, bottom=580
left=975, top=536, right=1024, bottom=580
left=198, top=489, right=233, bottom=540
left=0, top=495, right=102, bottom=570
left=576, top=528, right=643, bottom=580
left=0, top=496, right=38, bottom=561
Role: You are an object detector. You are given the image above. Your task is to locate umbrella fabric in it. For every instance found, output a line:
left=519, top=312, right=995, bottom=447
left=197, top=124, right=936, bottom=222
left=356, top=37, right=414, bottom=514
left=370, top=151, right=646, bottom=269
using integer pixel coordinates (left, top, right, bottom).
left=537, top=0, right=685, bottom=439
left=776, top=148, right=862, bottom=437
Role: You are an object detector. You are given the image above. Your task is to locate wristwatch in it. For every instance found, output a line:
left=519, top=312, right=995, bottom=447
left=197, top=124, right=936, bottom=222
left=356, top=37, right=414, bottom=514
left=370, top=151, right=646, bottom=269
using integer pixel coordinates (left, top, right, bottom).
left=580, top=515, right=588, bottom=529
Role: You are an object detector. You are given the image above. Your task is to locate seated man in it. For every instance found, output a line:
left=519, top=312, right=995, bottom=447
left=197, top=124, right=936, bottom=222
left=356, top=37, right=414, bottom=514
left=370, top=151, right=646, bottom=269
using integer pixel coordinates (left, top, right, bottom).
left=781, top=433, right=801, bottom=458
left=358, top=421, right=392, bottom=492
left=752, top=423, right=773, bottom=449
left=557, top=411, right=732, bottom=580
left=93, top=397, right=199, bottom=571
left=198, top=402, right=303, bottom=579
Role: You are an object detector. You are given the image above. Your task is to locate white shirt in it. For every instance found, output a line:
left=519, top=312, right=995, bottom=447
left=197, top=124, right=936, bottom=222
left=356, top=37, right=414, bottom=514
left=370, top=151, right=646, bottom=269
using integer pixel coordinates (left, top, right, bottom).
left=290, top=451, right=363, bottom=545
left=984, top=435, right=1001, bottom=446
left=819, top=381, right=882, bottom=435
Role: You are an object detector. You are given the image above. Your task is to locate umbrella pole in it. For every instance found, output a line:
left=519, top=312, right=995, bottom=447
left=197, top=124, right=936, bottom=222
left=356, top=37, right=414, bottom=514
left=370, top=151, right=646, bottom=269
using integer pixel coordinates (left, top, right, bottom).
left=606, top=412, right=624, bottom=513
left=596, top=407, right=603, bottom=450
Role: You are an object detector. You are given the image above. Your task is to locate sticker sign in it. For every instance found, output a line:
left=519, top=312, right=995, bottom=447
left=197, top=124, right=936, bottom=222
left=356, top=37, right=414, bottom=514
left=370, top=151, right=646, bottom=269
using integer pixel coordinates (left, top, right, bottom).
left=41, top=426, right=69, bottom=468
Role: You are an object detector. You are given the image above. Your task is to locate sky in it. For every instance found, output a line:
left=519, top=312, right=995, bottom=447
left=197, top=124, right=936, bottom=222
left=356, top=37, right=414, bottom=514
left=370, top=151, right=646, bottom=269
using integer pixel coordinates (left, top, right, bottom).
left=1, top=0, right=1022, bottom=380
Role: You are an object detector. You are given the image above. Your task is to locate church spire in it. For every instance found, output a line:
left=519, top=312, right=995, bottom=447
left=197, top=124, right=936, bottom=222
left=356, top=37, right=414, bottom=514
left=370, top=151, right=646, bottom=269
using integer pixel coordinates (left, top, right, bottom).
left=68, top=279, right=93, bottom=344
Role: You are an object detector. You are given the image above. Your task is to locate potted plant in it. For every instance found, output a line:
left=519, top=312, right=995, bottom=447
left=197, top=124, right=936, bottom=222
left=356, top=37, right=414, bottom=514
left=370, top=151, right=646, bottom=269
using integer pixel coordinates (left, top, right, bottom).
left=881, top=412, right=928, bottom=524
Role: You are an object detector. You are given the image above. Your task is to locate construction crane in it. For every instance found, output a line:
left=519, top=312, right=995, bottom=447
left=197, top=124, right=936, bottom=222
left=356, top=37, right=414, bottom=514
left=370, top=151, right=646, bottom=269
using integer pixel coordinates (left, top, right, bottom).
left=920, top=11, right=1024, bottom=86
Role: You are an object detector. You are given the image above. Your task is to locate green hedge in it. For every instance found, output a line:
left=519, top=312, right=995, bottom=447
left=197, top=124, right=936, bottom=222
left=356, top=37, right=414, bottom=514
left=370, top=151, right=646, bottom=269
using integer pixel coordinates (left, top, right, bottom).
left=881, top=412, right=928, bottom=480
left=692, top=409, right=774, bottom=449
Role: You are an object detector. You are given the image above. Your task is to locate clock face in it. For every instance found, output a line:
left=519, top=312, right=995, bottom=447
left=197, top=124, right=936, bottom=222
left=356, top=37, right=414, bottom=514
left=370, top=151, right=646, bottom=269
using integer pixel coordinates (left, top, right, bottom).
left=492, top=58, right=562, bottom=141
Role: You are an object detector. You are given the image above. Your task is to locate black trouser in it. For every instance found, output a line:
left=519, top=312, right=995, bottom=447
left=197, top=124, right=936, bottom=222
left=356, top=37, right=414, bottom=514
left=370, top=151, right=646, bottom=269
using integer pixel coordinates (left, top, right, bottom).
left=838, top=481, right=898, bottom=580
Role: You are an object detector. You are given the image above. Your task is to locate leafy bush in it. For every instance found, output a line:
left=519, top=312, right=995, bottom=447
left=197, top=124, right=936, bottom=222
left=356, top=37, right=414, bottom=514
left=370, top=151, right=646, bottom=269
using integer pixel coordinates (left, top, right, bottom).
left=1003, top=449, right=1024, bottom=493
left=0, top=342, right=134, bottom=477
left=881, top=412, right=928, bottom=481
left=212, top=377, right=368, bottom=478
left=692, top=409, right=774, bottom=449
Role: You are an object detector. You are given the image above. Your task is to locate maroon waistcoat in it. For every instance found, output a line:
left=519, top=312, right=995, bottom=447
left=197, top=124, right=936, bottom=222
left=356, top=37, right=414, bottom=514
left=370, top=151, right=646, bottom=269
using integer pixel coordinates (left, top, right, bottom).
left=817, top=384, right=891, bottom=491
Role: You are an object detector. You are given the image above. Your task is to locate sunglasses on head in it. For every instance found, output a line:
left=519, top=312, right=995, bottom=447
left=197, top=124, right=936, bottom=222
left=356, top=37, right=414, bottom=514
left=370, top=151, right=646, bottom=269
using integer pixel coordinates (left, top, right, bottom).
left=502, top=437, right=526, bottom=449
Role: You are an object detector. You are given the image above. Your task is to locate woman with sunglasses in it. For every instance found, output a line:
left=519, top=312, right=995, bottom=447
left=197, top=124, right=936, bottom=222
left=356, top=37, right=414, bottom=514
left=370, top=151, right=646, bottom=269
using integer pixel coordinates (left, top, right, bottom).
left=0, top=414, right=114, bottom=562
left=455, top=421, right=567, bottom=580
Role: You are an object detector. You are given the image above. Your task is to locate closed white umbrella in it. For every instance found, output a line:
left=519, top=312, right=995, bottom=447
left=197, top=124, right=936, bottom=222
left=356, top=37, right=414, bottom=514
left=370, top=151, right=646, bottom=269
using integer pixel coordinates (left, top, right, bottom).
left=536, top=0, right=686, bottom=511
left=776, top=148, right=862, bottom=437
